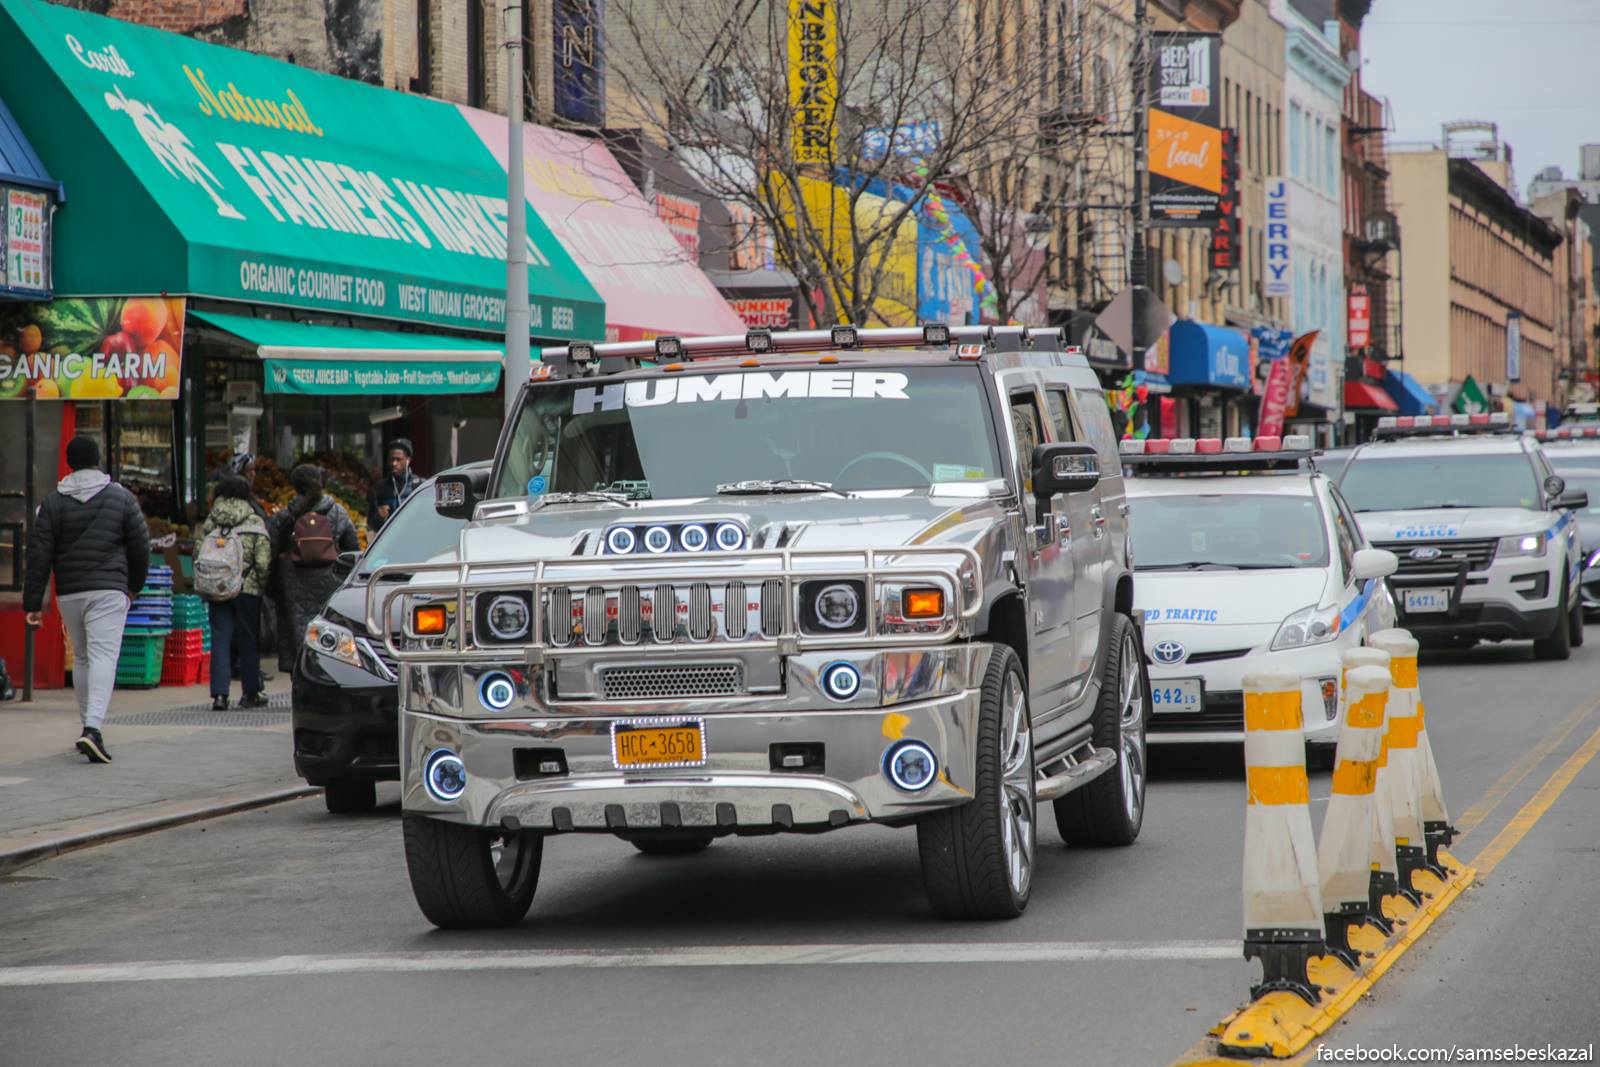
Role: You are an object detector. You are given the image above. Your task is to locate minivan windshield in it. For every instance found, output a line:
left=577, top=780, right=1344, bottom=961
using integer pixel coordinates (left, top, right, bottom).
left=1339, top=452, right=1539, bottom=512
left=493, top=365, right=1001, bottom=500
left=1129, top=492, right=1330, bottom=570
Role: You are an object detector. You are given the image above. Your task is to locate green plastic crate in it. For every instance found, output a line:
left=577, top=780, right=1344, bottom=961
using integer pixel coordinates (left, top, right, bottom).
left=115, top=658, right=162, bottom=688
left=118, top=633, right=167, bottom=671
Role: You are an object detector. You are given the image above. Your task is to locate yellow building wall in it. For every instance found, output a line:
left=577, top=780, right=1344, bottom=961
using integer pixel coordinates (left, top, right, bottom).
left=1388, top=150, right=1452, bottom=386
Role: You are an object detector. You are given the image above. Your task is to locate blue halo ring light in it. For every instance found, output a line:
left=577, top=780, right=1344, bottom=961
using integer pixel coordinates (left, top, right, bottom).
left=423, top=749, right=468, bottom=803
left=605, top=526, right=637, bottom=555
left=714, top=522, right=746, bottom=551
left=884, top=740, right=939, bottom=792
left=679, top=524, right=710, bottom=553
left=478, top=671, right=517, bottom=712
left=821, top=661, right=862, bottom=701
left=643, top=526, right=674, bottom=554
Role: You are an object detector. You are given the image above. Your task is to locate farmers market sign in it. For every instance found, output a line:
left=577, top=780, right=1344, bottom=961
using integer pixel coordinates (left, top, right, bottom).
left=0, top=296, right=183, bottom=400
left=0, top=0, right=604, bottom=339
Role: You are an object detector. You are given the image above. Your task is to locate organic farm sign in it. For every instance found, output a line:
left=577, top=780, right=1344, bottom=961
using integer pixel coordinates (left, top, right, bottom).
left=0, top=296, right=184, bottom=400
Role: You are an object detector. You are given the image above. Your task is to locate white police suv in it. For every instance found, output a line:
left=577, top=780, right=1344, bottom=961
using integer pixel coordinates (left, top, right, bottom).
left=1338, top=413, right=1588, bottom=659
left=1122, top=435, right=1398, bottom=757
left=1534, top=427, right=1600, bottom=614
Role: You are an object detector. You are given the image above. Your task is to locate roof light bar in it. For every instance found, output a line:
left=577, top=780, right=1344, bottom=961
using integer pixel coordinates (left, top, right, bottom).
left=568, top=341, right=596, bottom=365
left=1283, top=434, right=1312, bottom=450
left=1253, top=435, right=1282, bottom=451
left=830, top=324, right=859, bottom=349
left=1223, top=436, right=1252, bottom=453
left=1195, top=438, right=1223, bottom=454
left=1167, top=438, right=1197, bottom=455
left=1375, top=411, right=1512, bottom=438
left=744, top=328, right=773, bottom=353
left=1122, top=434, right=1316, bottom=474
left=654, top=336, right=683, bottom=359
left=922, top=323, right=950, bottom=347
left=1119, top=439, right=1146, bottom=455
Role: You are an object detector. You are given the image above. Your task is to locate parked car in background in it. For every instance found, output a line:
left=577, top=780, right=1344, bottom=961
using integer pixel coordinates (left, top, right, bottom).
left=1534, top=429, right=1600, bottom=615
left=291, top=463, right=487, bottom=813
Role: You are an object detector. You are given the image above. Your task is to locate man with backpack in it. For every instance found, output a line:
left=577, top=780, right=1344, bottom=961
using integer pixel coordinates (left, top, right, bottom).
left=368, top=437, right=422, bottom=533
left=271, top=463, right=360, bottom=670
left=23, top=436, right=150, bottom=763
left=196, top=475, right=273, bottom=710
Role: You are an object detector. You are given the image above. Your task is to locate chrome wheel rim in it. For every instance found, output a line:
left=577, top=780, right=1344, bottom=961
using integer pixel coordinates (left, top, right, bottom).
left=1118, top=630, right=1147, bottom=825
left=999, top=671, right=1035, bottom=897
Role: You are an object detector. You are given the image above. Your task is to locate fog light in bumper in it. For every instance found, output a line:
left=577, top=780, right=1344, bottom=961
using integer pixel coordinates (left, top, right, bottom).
left=423, top=749, right=467, bottom=803
left=884, top=740, right=938, bottom=792
left=821, top=661, right=862, bottom=701
left=479, top=671, right=517, bottom=712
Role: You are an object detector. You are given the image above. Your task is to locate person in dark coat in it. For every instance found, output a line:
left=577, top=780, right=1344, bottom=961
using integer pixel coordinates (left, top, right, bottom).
left=23, top=435, right=150, bottom=763
left=224, top=452, right=275, bottom=682
left=270, top=464, right=360, bottom=659
left=368, top=437, right=423, bottom=533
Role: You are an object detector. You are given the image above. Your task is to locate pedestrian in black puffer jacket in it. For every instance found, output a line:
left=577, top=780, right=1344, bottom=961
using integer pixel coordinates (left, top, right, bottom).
left=23, top=436, right=150, bottom=764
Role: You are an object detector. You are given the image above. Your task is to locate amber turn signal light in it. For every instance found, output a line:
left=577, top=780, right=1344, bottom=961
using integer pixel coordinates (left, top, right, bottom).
left=413, top=605, right=448, bottom=635
left=905, top=589, right=945, bottom=618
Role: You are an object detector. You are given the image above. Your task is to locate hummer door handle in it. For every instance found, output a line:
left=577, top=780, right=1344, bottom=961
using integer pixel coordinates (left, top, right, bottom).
left=1055, top=514, right=1071, bottom=538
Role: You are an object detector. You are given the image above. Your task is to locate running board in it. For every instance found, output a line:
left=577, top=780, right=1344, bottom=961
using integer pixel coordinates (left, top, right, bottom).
left=1034, top=742, right=1118, bottom=801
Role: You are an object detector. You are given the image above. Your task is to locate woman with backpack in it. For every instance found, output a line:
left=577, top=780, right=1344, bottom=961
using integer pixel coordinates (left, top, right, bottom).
left=196, top=475, right=273, bottom=711
left=270, top=464, right=359, bottom=664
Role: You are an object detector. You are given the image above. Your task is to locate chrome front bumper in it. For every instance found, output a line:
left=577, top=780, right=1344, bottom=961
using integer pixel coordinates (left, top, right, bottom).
left=400, top=644, right=995, bottom=833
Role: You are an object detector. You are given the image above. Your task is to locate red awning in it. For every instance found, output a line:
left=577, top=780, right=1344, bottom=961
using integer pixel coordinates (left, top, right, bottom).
left=1345, top=381, right=1398, bottom=411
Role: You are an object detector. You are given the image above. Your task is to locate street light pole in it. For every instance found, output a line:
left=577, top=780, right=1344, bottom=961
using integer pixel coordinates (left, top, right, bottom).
left=503, top=0, right=531, bottom=420
left=1128, top=0, right=1149, bottom=369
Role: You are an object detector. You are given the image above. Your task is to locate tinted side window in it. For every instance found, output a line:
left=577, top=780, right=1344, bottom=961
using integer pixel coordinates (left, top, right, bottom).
left=1328, top=487, right=1358, bottom=576
left=1044, top=388, right=1077, bottom=442
left=1071, top=388, right=1122, bottom=473
left=1009, top=392, right=1044, bottom=497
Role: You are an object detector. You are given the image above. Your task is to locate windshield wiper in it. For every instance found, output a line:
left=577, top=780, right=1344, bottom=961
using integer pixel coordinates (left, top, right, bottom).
left=528, top=491, right=632, bottom=510
left=715, top=478, right=852, bottom=498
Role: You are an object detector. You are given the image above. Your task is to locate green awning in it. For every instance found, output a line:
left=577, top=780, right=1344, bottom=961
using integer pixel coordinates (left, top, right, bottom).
left=195, top=311, right=502, bottom=396
left=0, top=0, right=603, bottom=340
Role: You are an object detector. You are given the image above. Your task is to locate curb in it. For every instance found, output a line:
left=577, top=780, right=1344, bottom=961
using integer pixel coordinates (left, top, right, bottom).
left=0, top=784, right=320, bottom=877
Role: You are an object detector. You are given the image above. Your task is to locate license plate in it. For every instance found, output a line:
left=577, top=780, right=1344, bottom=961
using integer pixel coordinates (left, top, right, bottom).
left=1402, top=587, right=1452, bottom=614
left=611, top=719, right=707, bottom=769
left=1151, top=678, right=1203, bottom=713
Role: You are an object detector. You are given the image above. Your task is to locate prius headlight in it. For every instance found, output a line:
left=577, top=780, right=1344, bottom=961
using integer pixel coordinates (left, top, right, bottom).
left=305, top=615, right=361, bottom=668
left=1498, top=532, right=1547, bottom=558
left=1270, top=604, right=1341, bottom=651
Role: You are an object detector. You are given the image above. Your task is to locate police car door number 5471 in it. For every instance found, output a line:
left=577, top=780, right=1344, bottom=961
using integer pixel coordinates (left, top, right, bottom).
left=1151, top=678, right=1202, bottom=712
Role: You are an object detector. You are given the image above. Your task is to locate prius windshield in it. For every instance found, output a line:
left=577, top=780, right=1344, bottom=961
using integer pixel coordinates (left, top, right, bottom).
left=1338, top=452, right=1540, bottom=511
left=493, top=364, right=1001, bottom=500
left=1129, top=492, right=1330, bottom=570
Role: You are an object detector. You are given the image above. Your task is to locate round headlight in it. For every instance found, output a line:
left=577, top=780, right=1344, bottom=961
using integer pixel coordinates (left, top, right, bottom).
left=821, top=661, right=861, bottom=701
left=679, top=524, right=709, bottom=552
left=317, top=630, right=339, bottom=651
left=884, top=740, right=938, bottom=792
left=485, top=595, right=530, bottom=641
left=814, top=584, right=860, bottom=630
left=606, top=526, right=637, bottom=554
left=479, top=671, right=517, bottom=711
left=423, top=749, right=467, bottom=803
left=714, top=522, right=746, bottom=551
left=643, top=526, right=674, bottom=553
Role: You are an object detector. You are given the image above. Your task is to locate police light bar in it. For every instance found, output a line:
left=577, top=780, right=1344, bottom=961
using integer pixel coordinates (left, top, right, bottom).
left=1536, top=426, right=1600, bottom=441
left=1121, top=435, right=1314, bottom=473
left=1374, top=412, right=1511, bottom=438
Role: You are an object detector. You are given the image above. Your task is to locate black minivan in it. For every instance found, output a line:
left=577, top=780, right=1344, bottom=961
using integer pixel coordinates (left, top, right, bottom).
left=291, top=463, right=487, bottom=812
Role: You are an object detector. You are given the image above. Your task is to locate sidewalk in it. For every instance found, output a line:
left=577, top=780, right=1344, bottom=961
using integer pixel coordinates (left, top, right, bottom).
left=0, top=663, right=316, bottom=874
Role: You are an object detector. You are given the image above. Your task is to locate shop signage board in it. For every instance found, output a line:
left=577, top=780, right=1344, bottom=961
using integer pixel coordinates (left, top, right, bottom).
left=2, top=185, right=52, bottom=297
left=1148, top=32, right=1223, bottom=226
left=0, top=0, right=604, bottom=338
left=552, top=0, right=605, bottom=127
left=863, top=119, right=941, bottom=161
left=788, top=0, right=838, bottom=165
left=1348, top=283, right=1370, bottom=349
left=1264, top=178, right=1291, bottom=297
left=0, top=295, right=183, bottom=400
left=655, top=193, right=701, bottom=257
left=726, top=294, right=798, bottom=330
left=264, top=357, right=500, bottom=396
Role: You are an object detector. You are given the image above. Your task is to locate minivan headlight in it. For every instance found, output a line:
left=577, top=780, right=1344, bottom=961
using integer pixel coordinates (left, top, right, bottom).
left=306, top=615, right=361, bottom=667
left=1271, top=604, right=1341, bottom=651
left=1498, top=532, right=1546, bottom=558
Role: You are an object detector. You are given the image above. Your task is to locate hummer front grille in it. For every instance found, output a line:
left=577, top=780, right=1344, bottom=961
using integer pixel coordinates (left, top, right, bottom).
left=546, top=581, right=784, bottom=648
left=597, top=663, right=746, bottom=700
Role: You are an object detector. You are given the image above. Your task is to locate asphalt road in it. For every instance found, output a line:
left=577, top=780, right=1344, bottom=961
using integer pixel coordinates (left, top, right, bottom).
left=3, top=638, right=1598, bottom=1067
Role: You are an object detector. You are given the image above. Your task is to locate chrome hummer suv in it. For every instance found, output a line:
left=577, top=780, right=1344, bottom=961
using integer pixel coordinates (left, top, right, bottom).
left=369, top=325, right=1149, bottom=928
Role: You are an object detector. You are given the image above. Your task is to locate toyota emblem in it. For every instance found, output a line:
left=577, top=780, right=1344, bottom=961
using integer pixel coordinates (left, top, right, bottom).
left=1409, top=546, right=1442, bottom=561
left=1152, top=640, right=1186, bottom=664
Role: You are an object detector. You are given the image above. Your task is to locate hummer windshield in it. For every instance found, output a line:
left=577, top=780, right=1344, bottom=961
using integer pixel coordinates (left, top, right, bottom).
left=493, top=363, right=1002, bottom=501
left=1339, top=452, right=1540, bottom=512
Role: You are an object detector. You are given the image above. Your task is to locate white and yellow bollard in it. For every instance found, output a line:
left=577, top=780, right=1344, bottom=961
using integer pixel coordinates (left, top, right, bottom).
left=1368, top=629, right=1429, bottom=900
left=1369, top=627, right=1456, bottom=874
left=1241, top=667, right=1324, bottom=1003
left=1316, top=664, right=1393, bottom=968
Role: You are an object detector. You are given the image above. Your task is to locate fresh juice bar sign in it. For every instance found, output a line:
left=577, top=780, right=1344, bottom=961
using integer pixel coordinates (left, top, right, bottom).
left=0, top=0, right=603, bottom=339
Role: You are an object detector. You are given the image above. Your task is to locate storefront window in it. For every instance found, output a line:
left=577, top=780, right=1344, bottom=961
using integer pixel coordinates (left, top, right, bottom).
left=112, top=400, right=177, bottom=520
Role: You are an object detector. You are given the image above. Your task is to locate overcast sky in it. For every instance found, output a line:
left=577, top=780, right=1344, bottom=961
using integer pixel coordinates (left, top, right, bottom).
left=1361, top=0, right=1600, bottom=194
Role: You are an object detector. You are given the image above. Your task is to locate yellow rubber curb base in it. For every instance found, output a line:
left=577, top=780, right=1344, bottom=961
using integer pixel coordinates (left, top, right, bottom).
left=1207, top=850, right=1475, bottom=1059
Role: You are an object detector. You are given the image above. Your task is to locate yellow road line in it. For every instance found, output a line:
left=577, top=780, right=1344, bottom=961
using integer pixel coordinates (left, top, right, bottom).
left=1453, top=693, right=1600, bottom=836
left=1471, top=720, right=1600, bottom=875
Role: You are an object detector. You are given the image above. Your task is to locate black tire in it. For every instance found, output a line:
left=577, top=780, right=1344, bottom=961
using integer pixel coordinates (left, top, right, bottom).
left=916, top=645, right=1035, bottom=920
left=628, top=833, right=715, bottom=855
left=1054, top=613, right=1148, bottom=847
left=1569, top=587, right=1585, bottom=648
left=1535, top=575, right=1573, bottom=661
left=323, top=779, right=377, bottom=814
left=402, top=813, right=543, bottom=929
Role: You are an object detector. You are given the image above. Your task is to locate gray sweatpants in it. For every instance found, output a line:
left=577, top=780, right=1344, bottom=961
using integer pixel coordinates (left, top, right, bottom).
left=58, top=590, right=130, bottom=731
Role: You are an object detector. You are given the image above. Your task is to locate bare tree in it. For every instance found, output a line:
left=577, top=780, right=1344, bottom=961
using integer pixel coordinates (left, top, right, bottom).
left=606, top=0, right=1059, bottom=327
